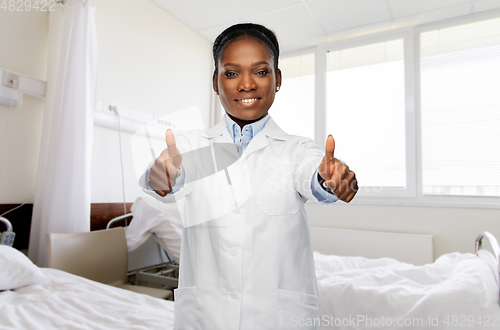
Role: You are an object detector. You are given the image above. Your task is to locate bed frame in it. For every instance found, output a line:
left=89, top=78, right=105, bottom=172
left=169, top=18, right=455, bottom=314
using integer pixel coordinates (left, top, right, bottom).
left=476, top=231, right=500, bottom=303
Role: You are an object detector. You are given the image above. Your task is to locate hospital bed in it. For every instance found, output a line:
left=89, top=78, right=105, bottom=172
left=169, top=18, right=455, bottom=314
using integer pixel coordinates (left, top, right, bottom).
left=314, top=232, right=500, bottom=329
left=0, top=217, right=175, bottom=330
left=1, top=204, right=499, bottom=330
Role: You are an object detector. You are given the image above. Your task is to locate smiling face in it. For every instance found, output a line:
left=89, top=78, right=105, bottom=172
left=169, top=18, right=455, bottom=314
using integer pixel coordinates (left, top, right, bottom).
left=213, top=36, right=282, bottom=125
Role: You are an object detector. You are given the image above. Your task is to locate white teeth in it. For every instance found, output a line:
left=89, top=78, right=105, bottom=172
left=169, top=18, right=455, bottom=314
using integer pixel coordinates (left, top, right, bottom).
left=239, top=98, right=258, bottom=103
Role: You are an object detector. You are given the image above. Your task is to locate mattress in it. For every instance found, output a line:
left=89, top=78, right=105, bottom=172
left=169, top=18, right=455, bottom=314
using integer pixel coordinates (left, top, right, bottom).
left=0, top=268, right=174, bottom=330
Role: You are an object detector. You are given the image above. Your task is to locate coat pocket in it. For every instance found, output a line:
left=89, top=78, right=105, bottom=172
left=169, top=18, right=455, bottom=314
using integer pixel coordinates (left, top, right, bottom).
left=277, top=289, right=320, bottom=330
left=256, top=194, right=301, bottom=216
left=173, top=286, right=196, bottom=330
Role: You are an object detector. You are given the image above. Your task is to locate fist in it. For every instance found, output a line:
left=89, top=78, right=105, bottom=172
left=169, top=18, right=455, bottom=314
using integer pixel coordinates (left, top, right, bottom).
left=318, top=135, right=358, bottom=203
left=148, top=129, right=183, bottom=197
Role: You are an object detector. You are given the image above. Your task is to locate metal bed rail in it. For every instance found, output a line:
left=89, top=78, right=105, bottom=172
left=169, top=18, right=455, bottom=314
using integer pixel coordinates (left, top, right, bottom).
left=475, top=231, right=500, bottom=303
left=106, top=213, right=175, bottom=265
left=0, top=216, right=15, bottom=246
left=106, top=213, right=133, bottom=229
left=0, top=216, right=13, bottom=232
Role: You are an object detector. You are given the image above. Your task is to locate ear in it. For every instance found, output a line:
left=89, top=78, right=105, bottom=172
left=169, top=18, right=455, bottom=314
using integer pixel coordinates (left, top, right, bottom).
left=212, top=73, right=218, bottom=95
left=275, top=68, right=282, bottom=90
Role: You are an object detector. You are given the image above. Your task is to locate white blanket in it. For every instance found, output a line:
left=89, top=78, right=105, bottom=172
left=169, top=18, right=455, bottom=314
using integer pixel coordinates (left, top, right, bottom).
left=3, top=251, right=498, bottom=329
left=315, top=251, right=500, bottom=329
left=0, top=268, right=174, bottom=330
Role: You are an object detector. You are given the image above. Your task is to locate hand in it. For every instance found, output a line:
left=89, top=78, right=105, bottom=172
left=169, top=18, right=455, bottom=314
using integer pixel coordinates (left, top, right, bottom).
left=318, top=135, right=358, bottom=203
left=148, top=129, right=183, bottom=197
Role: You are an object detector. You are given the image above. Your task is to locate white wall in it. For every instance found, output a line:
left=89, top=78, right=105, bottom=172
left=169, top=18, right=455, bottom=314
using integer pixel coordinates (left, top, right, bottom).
left=0, top=10, right=47, bottom=203
left=91, top=0, right=213, bottom=203
left=94, top=0, right=212, bottom=119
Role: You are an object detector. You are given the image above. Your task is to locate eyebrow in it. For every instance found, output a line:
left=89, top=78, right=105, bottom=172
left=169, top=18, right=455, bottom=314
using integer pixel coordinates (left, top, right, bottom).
left=223, top=61, right=271, bottom=67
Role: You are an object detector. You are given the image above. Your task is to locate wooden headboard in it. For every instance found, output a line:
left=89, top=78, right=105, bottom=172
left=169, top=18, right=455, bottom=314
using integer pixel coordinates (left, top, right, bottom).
left=0, top=203, right=133, bottom=250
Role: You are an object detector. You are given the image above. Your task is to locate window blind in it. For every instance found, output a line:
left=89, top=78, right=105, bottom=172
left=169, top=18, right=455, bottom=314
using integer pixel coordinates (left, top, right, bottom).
left=420, top=18, right=500, bottom=197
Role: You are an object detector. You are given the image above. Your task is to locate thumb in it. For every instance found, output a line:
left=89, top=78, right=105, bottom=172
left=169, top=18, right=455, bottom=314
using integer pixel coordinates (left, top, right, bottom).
left=165, top=129, right=182, bottom=168
left=319, top=134, right=335, bottom=180
left=325, top=134, right=335, bottom=165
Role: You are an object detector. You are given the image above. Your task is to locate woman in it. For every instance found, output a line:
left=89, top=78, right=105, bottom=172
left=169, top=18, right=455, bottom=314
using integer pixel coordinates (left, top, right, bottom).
left=146, top=23, right=358, bottom=330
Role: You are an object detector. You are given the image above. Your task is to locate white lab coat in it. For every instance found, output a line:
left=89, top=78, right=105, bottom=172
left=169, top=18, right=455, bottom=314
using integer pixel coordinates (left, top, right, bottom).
left=145, top=116, right=325, bottom=330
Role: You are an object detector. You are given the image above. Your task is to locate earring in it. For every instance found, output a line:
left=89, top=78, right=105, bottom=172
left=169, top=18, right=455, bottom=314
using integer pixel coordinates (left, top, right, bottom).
left=276, top=86, right=280, bottom=92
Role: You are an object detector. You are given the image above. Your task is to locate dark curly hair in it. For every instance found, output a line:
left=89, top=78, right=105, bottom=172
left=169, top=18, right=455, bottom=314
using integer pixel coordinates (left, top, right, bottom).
left=212, top=23, right=280, bottom=75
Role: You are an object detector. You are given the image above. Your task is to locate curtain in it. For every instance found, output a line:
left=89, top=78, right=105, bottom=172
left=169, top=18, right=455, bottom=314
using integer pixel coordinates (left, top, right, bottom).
left=28, top=0, right=98, bottom=266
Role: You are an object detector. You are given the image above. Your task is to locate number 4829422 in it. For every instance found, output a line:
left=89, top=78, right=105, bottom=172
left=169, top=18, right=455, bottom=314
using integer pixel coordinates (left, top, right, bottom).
left=443, top=315, right=499, bottom=327
left=1, top=0, right=56, bottom=11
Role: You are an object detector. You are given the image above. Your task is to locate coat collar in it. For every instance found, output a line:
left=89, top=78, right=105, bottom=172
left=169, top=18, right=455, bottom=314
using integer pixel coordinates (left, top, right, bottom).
left=202, top=115, right=228, bottom=140
left=262, top=116, right=288, bottom=141
left=202, top=114, right=289, bottom=158
left=202, top=114, right=288, bottom=140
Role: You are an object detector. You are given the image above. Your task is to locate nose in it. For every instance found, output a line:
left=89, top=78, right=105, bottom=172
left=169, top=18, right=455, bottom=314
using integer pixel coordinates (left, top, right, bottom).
left=237, top=72, right=257, bottom=92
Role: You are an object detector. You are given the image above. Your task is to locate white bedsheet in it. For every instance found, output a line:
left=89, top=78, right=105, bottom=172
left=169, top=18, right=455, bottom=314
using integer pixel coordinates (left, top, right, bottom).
left=315, top=251, right=500, bottom=329
left=0, top=268, right=174, bottom=330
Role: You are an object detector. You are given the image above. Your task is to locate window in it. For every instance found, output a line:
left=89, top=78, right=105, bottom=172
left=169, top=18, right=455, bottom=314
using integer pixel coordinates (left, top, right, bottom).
left=325, top=39, right=407, bottom=191
left=272, top=53, right=315, bottom=140
left=420, top=17, right=500, bottom=197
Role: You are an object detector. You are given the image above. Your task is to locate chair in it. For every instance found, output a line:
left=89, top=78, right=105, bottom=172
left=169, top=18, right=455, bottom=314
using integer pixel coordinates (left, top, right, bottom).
left=46, top=227, right=172, bottom=300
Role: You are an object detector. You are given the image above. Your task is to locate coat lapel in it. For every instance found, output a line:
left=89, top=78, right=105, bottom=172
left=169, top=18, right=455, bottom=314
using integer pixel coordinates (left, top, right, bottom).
left=201, top=118, right=238, bottom=168
left=242, top=117, right=289, bottom=159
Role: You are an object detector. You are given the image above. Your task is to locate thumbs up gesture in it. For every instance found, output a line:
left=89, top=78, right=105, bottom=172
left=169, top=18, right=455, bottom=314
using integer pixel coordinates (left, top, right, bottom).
left=318, top=135, right=358, bottom=203
left=148, top=129, right=183, bottom=197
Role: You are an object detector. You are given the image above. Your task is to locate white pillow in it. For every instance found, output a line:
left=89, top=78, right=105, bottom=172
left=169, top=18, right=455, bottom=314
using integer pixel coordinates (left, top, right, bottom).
left=0, top=245, right=47, bottom=291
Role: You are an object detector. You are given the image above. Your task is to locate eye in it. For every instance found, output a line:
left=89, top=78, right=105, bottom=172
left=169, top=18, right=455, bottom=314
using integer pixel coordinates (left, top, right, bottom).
left=256, top=70, right=269, bottom=76
left=224, top=71, right=237, bottom=77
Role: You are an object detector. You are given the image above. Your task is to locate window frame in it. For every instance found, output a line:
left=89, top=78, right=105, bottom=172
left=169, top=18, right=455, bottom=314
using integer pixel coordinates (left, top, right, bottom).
left=279, top=10, right=500, bottom=208
left=315, top=28, right=417, bottom=198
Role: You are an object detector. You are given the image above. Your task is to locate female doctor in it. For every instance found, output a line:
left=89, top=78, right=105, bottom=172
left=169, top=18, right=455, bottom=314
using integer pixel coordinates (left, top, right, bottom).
left=146, top=23, right=358, bottom=330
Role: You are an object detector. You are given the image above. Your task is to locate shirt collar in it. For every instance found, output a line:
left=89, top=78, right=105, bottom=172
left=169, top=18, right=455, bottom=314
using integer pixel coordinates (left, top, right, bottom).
left=224, top=113, right=270, bottom=142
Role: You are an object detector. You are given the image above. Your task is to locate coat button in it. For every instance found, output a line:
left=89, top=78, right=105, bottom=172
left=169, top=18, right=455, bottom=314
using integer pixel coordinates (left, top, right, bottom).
left=230, top=247, right=238, bottom=256
left=230, top=291, right=239, bottom=300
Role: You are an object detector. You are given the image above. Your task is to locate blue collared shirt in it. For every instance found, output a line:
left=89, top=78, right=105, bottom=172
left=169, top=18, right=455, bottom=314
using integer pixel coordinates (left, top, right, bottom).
left=225, top=113, right=270, bottom=154
left=147, top=114, right=337, bottom=203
